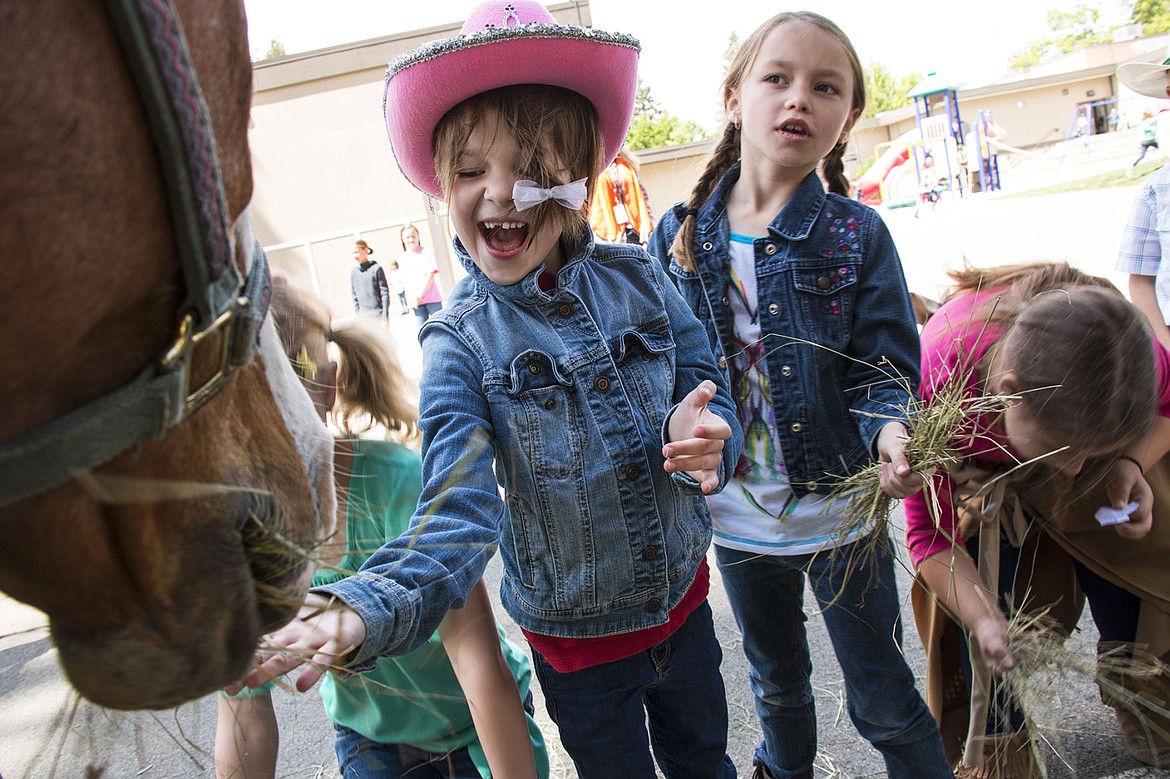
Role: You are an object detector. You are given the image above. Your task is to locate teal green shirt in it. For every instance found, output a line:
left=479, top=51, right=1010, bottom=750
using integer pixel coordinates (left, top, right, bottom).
left=239, top=439, right=547, bottom=777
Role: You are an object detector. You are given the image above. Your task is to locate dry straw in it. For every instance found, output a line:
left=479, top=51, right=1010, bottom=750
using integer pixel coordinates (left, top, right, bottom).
left=822, top=346, right=1014, bottom=570
left=997, top=603, right=1170, bottom=773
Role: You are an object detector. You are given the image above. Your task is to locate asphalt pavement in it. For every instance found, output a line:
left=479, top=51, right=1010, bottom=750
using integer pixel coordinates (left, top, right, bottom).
left=4, top=181, right=1170, bottom=779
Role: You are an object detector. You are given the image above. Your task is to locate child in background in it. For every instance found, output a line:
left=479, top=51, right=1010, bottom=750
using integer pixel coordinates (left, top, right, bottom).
left=904, top=262, right=1170, bottom=774
left=243, top=3, right=743, bottom=778
left=388, top=260, right=410, bottom=315
left=649, top=11, right=952, bottom=779
left=217, top=279, right=547, bottom=779
left=350, top=239, right=391, bottom=321
left=400, top=223, right=444, bottom=324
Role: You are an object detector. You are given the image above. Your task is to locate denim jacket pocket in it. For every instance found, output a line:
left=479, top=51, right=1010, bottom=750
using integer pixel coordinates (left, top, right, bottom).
left=790, top=259, right=860, bottom=346
left=614, top=327, right=675, bottom=433
left=505, top=350, right=579, bottom=480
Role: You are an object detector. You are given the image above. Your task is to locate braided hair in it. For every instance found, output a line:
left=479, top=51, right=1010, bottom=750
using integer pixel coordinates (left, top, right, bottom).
left=671, top=11, right=865, bottom=271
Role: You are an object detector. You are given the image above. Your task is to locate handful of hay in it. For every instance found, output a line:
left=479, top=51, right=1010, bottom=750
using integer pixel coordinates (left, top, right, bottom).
left=825, top=363, right=1013, bottom=548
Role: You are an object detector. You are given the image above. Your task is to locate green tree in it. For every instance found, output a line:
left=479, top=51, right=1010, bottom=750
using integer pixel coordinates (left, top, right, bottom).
left=863, top=62, right=922, bottom=116
left=1131, top=0, right=1170, bottom=34
left=624, top=79, right=710, bottom=151
left=264, top=37, right=287, bottom=60
left=723, top=31, right=740, bottom=80
left=1008, top=4, right=1112, bottom=71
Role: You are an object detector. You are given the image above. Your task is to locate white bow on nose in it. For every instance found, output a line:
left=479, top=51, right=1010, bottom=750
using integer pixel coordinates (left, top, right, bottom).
left=512, top=178, right=588, bottom=211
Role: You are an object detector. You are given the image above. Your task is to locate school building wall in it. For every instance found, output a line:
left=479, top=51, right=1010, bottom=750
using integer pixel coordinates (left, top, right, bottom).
left=245, top=11, right=1167, bottom=318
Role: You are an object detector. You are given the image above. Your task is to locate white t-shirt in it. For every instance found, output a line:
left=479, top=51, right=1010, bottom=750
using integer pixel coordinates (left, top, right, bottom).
left=706, top=232, right=868, bottom=556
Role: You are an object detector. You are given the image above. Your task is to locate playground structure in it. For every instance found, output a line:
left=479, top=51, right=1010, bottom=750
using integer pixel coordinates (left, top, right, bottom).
left=858, top=73, right=1005, bottom=207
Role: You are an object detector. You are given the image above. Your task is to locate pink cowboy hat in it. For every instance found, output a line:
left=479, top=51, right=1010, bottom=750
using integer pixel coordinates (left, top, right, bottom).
left=1117, top=39, right=1170, bottom=99
left=383, top=0, right=640, bottom=199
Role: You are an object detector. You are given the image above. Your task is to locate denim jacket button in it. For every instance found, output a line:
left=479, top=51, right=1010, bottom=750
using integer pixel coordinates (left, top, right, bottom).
left=640, top=546, right=658, bottom=561
left=780, top=365, right=792, bottom=377
left=816, top=275, right=832, bottom=289
left=764, top=243, right=777, bottom=255
left=806, top=481, right=819, bottom=492
left=722, top=296, right=730, bottom=307
left=625, top=464, right=640, bottom=479
left=790, top=422, right=803, bottom=433
left=768, top=303, right=779, bottom=315
left=529, top=363, right=541, bottom=374
left=544, top=398, right=556, bottom=410
left=557, top=302, right=573, bottom=317
left=645, top=597, right=663, bottom=612
left=594, top=376, right=611, bottom=392
left=702, top=242, right=713, bottom=251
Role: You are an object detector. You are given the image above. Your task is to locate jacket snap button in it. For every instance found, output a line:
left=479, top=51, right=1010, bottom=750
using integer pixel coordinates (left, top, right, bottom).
left=529, top=363, right=541, bottom=374
left=625, top=465, right=639, bottom=479
left=641, top=546, right=657, bottom=560
left=764, top=243, right=777, bottom=255
left=595, top=376, right=611, bottom=392
left=702, top=242, right=713, bottom=251
left=544, top=398, right=556, bottom=410
left=722, top=296, right=730, bottom=306
left=768, top=303, right=779, bottom=315
left=557, top=303, right=573, bottom=317
left=781, top=365, right=792, bottom=377
left=790, top=422, right=803, bottom=433
left=816, top=275, right=831, bottom=289
left=645, top=598, right=663, bottom=612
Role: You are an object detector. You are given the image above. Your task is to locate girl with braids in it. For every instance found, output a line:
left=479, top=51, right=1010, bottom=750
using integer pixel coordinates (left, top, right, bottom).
left=648, top=11, right=950, bottom=779
left=904, top=261, right=1170, bottom=776
left=217, top=279, right=548, bottom=779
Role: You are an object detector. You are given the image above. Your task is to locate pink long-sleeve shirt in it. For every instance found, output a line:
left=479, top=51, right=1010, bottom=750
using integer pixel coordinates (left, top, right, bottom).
left=903, top=286, right=1170, bottom=567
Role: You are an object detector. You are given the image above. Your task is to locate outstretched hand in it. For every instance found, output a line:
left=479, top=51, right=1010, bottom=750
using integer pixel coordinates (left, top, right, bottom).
left=231, top=593, right=367, bottom=694
left=664, top=379, right=732, bottom=494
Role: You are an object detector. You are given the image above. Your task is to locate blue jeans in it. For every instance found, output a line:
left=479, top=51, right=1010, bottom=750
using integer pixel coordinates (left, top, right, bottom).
left=715, top=537, right=952, bottom=779
left=414, top=301, right=442, bottom=325
left=332, top=723, right=480, bottom=779
left=531, top=599, right=736, bottom=779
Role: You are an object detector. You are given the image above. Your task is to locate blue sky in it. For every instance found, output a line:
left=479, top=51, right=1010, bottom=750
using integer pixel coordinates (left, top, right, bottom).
left=242, top=0, right=1070, bottom=128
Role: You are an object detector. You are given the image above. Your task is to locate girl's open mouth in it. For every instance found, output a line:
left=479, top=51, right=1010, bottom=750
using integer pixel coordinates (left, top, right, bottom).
left=480, top=220, right=530, bottom=256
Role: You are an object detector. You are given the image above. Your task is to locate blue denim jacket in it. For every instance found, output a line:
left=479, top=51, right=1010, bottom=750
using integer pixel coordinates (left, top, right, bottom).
left=648, top=165, right=919, bottom=498
left=318, top=235, right=743, bottom=666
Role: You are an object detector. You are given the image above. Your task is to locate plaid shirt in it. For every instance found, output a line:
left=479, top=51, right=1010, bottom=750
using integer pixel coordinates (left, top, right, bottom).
left=1117, top=164, right=1170, bottom=319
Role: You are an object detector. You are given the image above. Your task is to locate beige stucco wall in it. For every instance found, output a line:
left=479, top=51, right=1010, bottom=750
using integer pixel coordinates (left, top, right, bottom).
left=245, top=14, right=1165, bottom=318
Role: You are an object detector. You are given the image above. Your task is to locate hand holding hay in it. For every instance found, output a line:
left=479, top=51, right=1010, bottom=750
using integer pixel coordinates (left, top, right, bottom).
left=876, top=420, right=924, bottom=499
left=827, top=366, right=1014, bottom=543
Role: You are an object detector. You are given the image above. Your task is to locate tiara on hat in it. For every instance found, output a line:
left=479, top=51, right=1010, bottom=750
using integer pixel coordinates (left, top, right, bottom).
left=388, top=21, right=639, bottom=78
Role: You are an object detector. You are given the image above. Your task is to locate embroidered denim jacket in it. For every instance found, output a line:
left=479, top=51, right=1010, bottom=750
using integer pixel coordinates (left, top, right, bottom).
left=648, top=164, right=919, bottom=499
left=318, top=235, right=742, bottom=666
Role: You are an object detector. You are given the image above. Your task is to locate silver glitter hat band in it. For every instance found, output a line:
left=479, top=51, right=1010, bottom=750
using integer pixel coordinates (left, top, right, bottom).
left=388, top=23, right=641, bottom=78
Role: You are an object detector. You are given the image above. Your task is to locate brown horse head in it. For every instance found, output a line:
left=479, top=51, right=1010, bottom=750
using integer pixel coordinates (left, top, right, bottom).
left=0, top=0, right=335, bottom=709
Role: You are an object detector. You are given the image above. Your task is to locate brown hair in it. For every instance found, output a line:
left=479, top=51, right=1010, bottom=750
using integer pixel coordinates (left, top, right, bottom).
left=353, top=238, right=374, bottom=255
left=433, top=84, right=605, bottom=245
left=670, top=11, right=866, bottom=271
left=950, top=262, right=1155, bottom=451
left=271, top=279, right=419, bottom=443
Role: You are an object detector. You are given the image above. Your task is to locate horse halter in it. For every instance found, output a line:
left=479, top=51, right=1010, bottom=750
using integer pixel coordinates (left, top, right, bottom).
left=0, top=0, right=271, bottom=508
